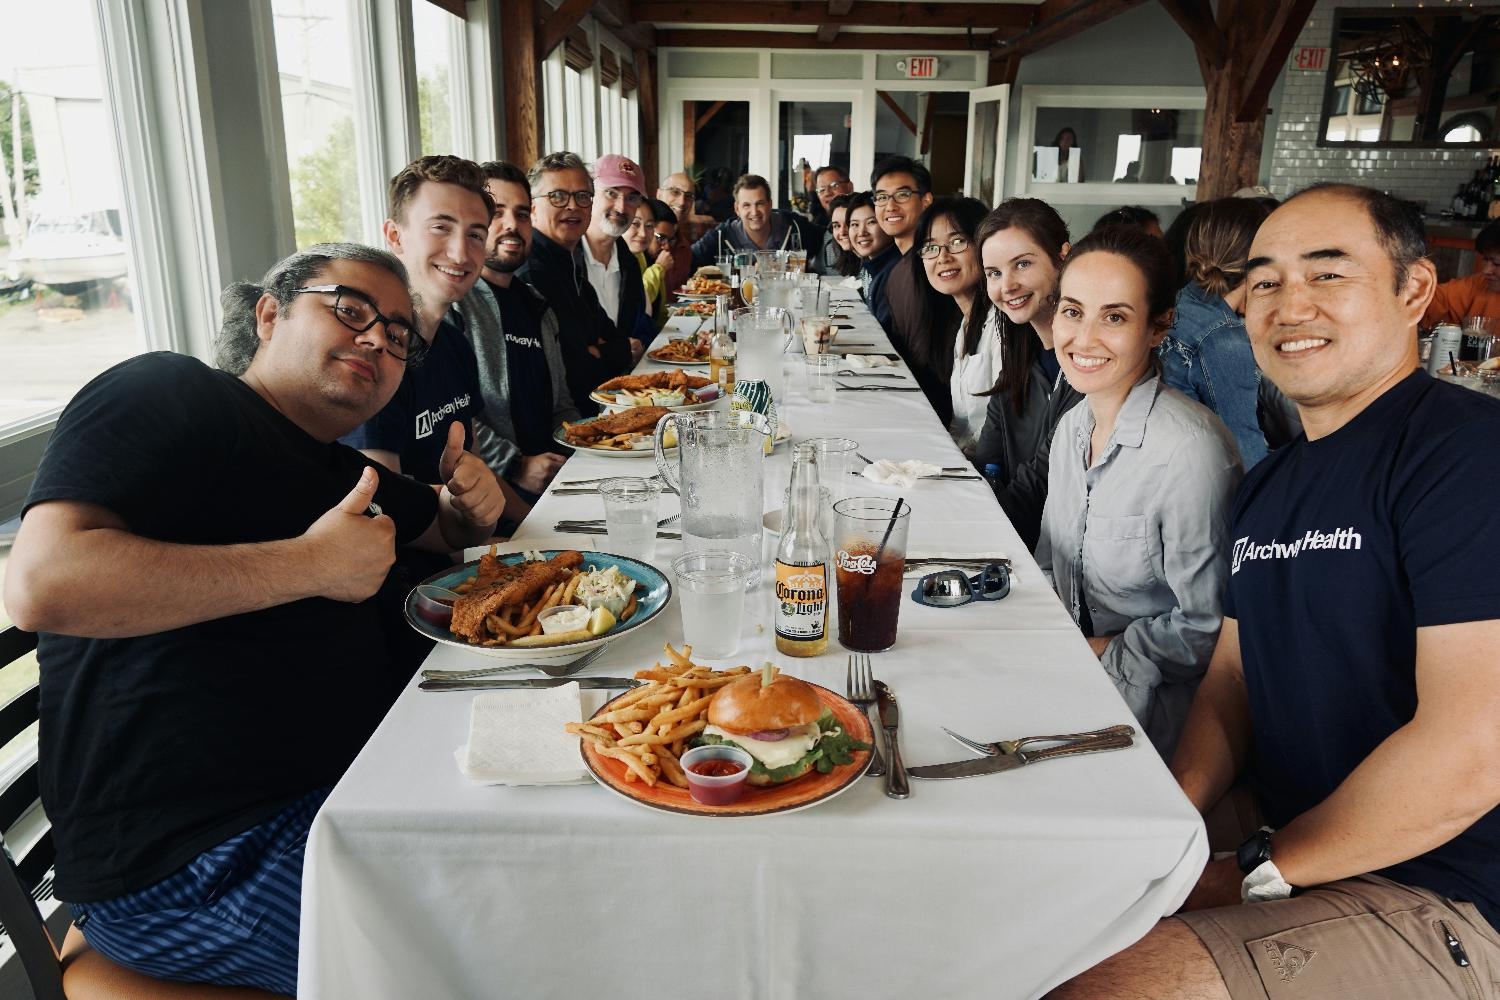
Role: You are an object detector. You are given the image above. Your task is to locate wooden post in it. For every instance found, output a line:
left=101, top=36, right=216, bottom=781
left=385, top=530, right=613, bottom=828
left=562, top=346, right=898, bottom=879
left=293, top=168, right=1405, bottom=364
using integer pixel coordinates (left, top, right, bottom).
left=683, top=100, right=697, bottom=170
left=500, top=0, right=540, bottom=167
left=635, top=48, right=659, bottom=189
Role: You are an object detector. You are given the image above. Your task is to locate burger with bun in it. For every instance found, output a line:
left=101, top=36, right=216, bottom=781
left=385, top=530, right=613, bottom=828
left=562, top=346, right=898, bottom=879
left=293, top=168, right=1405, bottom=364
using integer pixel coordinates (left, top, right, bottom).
left=695, top=665, right=870, bottom=786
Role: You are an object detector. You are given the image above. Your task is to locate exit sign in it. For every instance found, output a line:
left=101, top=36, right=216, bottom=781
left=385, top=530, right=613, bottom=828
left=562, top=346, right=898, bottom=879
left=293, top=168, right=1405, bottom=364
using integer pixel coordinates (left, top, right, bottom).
left=905, top=55, right=939, bottom=79
left=1291, top=47, right=1328, bottom=72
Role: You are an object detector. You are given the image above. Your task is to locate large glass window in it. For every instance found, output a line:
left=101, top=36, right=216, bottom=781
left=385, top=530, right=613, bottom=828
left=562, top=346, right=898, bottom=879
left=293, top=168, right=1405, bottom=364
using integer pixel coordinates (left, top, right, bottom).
left=273, top=0, right=365, bottom=246
left=1032, top=106, right=1203, bottom=185
left=413, top=0, right=460, bottom=155
left=777, top=101, right=851, bottom=216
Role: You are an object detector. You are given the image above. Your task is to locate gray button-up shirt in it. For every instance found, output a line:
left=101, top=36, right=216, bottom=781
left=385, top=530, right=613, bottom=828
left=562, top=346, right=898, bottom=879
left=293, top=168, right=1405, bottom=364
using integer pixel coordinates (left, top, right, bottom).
left=1037, top=374, right=1242, bottom=757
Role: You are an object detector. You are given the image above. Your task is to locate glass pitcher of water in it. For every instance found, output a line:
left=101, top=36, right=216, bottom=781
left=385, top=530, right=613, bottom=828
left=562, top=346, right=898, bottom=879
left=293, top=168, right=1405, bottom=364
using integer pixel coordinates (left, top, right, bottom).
left=654, top=409, right=773, bottom=585
left=732, top=305, right=793, bottom=401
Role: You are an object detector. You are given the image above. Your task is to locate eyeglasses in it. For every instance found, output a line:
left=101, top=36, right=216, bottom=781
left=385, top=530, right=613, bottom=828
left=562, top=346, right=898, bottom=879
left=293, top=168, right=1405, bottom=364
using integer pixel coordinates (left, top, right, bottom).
left=660, top=186, right=693, bottom=199
left=873, top=187, right=921, bottom=206
left=603, top=187, right=643, bottom=208
left=919, top=235, right=973, bottom=259
left=910, top=563, right=1011, bottom=607
left=292, top=284, right=425, bottom=365
left=814, top=179, right=852, bottom=196
left=540, top=189, right=594, bottom=208
left=652, top=232, right=673, bottom=245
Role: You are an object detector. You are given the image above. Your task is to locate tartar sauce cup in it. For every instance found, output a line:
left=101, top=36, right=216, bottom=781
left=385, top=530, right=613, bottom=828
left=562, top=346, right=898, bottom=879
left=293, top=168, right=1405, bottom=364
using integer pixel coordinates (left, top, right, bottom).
left=680, top=744, right=755, bottom=805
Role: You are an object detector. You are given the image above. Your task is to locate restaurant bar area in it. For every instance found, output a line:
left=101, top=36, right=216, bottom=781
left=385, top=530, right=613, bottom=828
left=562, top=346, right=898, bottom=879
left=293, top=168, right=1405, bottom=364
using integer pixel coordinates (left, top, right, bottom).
left=0, top=1, right=1499, bottom=999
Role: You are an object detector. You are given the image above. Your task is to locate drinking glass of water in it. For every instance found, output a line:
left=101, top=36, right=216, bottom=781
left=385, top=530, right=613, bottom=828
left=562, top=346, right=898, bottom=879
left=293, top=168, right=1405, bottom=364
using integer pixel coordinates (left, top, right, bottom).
left=672, top=550, right=756, bottom=658
left=598, top=477, right=663, bottom=562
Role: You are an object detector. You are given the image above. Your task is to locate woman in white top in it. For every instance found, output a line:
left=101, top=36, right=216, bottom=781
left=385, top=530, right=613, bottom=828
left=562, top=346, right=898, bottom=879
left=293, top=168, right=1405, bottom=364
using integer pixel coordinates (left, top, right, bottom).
left=907, top=197, right=996, bottom=456
left=1036, top=225, right=1242, bottom=758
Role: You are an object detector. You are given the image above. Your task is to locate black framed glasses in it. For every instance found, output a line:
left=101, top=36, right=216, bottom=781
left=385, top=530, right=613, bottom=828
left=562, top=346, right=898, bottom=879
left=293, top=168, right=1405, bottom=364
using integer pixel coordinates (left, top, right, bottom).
left=659, top=186, right=692, bottom=199
left=910, top=563, right=1011, bottom=607
left=292, top=284, right=425, bottom=365
left=919, top=235, right=973, bottom=259
left=652, top=232, right=673, bottom=245
left=814, top=178, right=852, bottom=196
left=873, top=187, right=921, bottom=205
left=540, top=189, right=594, bottom=208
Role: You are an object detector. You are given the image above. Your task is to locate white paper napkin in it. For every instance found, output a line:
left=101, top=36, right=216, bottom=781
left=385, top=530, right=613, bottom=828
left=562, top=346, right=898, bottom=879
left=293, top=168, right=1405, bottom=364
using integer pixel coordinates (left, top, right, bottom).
left=454, top=684, right=590, bottom=785
left=833, top=275, right=861, bottom=290
left=861, top=459, right=943, bottom=488
left=841, top=354, right=896, bottom=369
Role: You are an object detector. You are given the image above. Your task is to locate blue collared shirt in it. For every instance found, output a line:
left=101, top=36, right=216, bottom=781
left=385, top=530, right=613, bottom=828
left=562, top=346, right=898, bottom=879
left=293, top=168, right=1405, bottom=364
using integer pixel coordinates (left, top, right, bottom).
left=1159, top=282, right=1268, bottom=467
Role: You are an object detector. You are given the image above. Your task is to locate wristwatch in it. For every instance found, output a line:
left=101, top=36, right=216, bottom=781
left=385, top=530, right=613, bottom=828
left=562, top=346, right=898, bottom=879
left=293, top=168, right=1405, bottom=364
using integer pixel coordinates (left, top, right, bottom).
left=1236, top=826, right=1294, bottom=902
left=1236, top=826, right=1274, bottom=875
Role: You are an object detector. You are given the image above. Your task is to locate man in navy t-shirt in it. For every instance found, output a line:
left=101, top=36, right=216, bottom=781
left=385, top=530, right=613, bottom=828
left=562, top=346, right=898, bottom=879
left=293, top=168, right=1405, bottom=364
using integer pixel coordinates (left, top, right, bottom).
left=1055, top=185, right=1500, bottom=998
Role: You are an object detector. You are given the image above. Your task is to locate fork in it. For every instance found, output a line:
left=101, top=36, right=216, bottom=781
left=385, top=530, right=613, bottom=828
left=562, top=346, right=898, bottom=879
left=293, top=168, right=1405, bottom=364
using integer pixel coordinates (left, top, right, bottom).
left=554, top=513, right=682, bottom=529
left=942, top=723, right=1137, bottom=757
left=846, top=653, right=887, bottom=777
left=420, top=644, right=608, bottom=681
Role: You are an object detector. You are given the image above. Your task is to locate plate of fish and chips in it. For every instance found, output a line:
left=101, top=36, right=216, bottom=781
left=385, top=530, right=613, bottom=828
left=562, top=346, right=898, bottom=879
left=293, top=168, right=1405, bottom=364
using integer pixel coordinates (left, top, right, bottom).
left=556, top=406, right=676, bottom=456
left=590, top=369, right=722, bottom=413
left=406, top=548, right=671, bottom=660
left=646, top=338, right=712, bottom=365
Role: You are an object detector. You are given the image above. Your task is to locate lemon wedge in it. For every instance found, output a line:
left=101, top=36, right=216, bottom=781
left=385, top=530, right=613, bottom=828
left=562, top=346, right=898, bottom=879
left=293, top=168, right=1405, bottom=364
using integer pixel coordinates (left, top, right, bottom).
left=587, top=605, right=616, bottom=636
left=662, top=425, right=679, bottom=448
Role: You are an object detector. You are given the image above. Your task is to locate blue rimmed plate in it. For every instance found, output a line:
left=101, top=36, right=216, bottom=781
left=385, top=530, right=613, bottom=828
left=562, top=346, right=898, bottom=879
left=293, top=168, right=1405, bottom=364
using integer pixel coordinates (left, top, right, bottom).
left=406, top=550, right=672, bottom=661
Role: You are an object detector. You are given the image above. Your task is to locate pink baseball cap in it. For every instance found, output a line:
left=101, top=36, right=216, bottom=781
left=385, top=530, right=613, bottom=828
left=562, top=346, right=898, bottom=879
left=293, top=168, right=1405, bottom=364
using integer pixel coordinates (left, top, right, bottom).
left=593, top=154, right=646, bottom=196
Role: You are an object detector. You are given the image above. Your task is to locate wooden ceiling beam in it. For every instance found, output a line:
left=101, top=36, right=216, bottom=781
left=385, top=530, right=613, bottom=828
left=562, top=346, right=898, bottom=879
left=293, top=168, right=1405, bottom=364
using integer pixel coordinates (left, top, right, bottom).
left=826, top=0, right=854, bottom=14
left=816, top=23, right=840, bottom=44
left=632, top=1, right=1031, bottom=30
left=991, top=0, right=1147, bottom=59
left=1157, top=0, right=1223, bottom=69
left=655, top=29, right=1007, bottom=50
left=876, top=90, right=918, bottom=135
left=593, top=0, right=655, bottom=51
left=1233, top=0, right=1317, bottom=121
left=537, top=0, right=598, bottom=58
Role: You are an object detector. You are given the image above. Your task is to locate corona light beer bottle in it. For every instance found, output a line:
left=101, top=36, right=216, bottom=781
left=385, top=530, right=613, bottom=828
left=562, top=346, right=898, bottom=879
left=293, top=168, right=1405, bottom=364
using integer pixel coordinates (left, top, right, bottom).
left=775, top=445, right=829, bottom=656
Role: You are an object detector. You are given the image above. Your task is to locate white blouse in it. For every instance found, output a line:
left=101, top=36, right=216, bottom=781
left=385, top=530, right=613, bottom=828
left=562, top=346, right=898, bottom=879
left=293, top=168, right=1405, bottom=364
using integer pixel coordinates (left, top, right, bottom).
left=949, top=309, right=1003, bottom=457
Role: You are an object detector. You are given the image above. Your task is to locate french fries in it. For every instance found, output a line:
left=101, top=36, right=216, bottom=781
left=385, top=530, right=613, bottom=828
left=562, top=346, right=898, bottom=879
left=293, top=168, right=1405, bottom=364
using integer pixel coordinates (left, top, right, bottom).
left=445, top=560, right=643, bottom=646
left=565, top=644, right=754, bottom=789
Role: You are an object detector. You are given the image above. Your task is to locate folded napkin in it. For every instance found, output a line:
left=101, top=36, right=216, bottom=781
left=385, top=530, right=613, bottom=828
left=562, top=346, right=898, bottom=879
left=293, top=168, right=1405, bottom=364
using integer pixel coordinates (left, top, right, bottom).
left=842, top=354, right=896, bottom=369
left=834, top=275, right=861, bottom=290
left=862, top=459, right=943, bottom=488
left=454, top=683, right=590, bottom=785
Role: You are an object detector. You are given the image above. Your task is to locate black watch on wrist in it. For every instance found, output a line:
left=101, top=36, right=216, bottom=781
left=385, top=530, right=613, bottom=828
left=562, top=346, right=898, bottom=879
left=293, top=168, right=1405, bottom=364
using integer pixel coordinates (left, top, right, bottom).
left=1236, top=827, right=1274, bottom=875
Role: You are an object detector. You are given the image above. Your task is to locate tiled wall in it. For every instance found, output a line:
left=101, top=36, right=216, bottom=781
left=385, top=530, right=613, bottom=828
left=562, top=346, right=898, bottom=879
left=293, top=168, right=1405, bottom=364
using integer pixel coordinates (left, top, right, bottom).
left=1267, top=0, right=1499, bottom=208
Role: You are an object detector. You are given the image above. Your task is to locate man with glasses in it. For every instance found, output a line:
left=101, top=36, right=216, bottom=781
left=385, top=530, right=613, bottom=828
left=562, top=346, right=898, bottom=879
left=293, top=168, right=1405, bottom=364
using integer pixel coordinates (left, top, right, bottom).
left=871, top=155, right=935, bottom=349
left=657, top=170, right=697, bottom=300
left=689, top=173, right=826, bottom=271
left=583, top=153, right=651, bottom=365
left=518, top=151, right=631, bottom=416
left=812, top=165, right=853, bottom=271
left=4, top=243, right=506, bottom=996
left=458, top=160, right=580, bottom=510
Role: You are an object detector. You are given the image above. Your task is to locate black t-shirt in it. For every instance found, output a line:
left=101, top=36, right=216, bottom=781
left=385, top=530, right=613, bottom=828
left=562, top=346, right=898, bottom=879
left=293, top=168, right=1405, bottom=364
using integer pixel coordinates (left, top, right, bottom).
left=486, top=278, right=555, bottom=456
left=340, top=310, right=484, bottom=483
left=1226, top=370, right=1500, bottom=926
left=26, top=352, right=438, bottom=901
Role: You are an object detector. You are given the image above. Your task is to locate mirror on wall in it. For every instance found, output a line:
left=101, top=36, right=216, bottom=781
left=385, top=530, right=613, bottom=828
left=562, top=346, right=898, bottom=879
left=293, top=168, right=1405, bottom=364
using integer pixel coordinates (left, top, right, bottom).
left=1319, top=8, right=1500, bottom=147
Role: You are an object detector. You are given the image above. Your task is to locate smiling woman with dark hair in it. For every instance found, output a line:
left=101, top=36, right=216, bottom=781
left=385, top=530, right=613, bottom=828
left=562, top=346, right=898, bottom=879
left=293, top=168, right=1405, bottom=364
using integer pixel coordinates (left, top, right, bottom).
left=1036, top=226, right=1242, bottom=758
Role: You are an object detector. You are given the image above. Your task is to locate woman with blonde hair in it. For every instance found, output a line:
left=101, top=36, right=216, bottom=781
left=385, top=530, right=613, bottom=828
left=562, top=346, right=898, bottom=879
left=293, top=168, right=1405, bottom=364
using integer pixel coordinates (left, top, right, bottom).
left=1159, top=197, right=1276, bottom=466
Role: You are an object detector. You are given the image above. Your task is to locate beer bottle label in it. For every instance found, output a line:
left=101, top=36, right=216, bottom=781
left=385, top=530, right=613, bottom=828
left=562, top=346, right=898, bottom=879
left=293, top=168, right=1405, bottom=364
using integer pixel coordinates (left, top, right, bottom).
left=774, top=561, right=827, bottom=641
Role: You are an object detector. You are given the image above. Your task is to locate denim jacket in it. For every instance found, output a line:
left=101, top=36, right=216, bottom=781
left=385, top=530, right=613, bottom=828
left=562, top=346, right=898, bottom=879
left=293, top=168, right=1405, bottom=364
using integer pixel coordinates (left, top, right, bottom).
left=1159, top=282, right=1268, bottom=468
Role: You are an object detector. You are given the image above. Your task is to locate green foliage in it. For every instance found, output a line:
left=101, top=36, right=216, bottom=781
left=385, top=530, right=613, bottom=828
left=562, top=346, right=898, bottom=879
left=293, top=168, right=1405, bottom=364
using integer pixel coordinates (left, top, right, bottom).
left=0, top=82, right=39, bottom=200
left=289, top=115, right=360, bottom=248
left=418, top=66, right=451, bottom=156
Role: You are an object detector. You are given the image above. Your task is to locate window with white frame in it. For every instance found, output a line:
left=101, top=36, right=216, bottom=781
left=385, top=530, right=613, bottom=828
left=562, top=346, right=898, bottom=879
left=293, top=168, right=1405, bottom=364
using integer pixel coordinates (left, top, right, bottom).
left=413, top=1, right=463, bottom=156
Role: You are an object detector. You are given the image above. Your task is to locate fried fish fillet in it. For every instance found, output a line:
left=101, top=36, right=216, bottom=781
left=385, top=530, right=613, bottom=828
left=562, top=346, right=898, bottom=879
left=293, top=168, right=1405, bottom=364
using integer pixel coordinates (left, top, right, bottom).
left=595, top=369, right=712, bottom=393
left=450, top=551, right=586, bottom=642
left=562, top=406, right=671, bottom=446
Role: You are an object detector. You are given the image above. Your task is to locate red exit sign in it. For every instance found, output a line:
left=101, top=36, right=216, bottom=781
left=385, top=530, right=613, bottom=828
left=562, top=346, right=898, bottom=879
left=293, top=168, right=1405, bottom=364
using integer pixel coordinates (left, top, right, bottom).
left=1291, top=47, right=1328, bottom=72
left=905, top=55, right=939, bottom=79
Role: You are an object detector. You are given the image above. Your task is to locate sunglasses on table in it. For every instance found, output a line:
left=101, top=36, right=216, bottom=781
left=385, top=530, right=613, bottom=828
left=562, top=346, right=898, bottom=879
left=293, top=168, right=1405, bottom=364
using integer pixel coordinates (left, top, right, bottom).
left=911, top=562, right=1012, bottom=607
left=293, top=284, right=426, bottom=365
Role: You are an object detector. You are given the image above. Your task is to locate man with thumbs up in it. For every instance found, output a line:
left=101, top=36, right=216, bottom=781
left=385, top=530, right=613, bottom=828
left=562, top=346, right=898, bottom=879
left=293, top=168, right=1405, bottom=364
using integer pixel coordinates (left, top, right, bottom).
left=3, top=242, right=503, bottom=996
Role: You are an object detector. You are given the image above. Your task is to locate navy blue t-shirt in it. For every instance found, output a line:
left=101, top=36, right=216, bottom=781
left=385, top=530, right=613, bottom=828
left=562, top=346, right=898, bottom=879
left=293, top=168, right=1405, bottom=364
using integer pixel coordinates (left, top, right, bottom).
left=486, top=279, right=555, bottom=457
left=1226, top=369, right=1500, bottom=926
left=341, top=310, right=484, bottom=483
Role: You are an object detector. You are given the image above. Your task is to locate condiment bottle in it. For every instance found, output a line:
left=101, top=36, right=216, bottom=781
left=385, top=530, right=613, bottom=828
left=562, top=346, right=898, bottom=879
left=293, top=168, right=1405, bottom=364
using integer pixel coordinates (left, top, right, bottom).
left=710, top=295, right=737, bottom=391
left=775, top=445, right=830, bottom=657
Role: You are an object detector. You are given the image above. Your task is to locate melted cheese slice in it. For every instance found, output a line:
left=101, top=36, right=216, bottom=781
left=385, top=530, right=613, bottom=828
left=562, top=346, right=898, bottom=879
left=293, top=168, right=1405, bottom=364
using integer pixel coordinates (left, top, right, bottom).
left=703, top=722, right=820, bottom=770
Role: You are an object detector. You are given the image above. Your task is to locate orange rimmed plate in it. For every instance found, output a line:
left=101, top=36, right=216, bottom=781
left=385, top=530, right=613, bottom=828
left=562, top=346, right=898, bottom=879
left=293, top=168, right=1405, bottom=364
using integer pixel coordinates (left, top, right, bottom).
left=580, top=683, right=874, bottom=817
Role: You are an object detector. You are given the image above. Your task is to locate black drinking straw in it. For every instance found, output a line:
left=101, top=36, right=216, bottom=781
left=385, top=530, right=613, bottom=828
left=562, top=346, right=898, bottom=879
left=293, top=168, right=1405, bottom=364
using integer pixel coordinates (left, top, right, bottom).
left=873, top=498, right=906, bottom=565
left=1451, top=350, right=1460, bottom=375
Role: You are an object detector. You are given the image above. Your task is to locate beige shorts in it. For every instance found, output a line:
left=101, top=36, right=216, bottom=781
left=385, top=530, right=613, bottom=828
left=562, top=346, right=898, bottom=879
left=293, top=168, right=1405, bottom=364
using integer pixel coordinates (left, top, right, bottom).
left=1177, top=874, right=1500, bottom=1000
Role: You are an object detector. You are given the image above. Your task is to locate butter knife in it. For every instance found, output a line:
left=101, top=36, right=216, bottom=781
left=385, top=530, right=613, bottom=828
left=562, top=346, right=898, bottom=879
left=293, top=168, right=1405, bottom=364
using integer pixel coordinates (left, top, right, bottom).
left=907, top=734, right=1134, bottom=779
left=419, top=676, right=642, bottom=692
left=874, top=680, right=909, bottom=799
left=553, top=525, right=682, bottom=540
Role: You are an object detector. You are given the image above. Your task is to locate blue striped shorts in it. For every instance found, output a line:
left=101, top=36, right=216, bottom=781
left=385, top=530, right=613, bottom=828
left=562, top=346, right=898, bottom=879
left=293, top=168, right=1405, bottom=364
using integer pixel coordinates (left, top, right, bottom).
left=68, top=786, right=331, bottom=997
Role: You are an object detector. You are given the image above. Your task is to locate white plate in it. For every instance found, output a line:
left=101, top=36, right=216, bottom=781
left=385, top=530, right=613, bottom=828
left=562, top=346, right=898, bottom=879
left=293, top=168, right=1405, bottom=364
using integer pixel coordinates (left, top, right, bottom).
left=763, top=508, right=785, bottom=534
left=590, top=390, right=724, bottom=414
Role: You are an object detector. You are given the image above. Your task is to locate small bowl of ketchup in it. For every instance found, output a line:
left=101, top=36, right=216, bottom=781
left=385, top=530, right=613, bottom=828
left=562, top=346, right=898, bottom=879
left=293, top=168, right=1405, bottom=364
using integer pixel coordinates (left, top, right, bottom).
left=680, top=744, right=754, bottom=805
left=412, top=585, right=461, bottom=629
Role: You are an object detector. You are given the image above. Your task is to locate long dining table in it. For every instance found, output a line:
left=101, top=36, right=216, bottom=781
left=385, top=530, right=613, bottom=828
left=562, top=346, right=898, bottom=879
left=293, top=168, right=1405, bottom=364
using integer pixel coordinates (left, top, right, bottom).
left=298, top=285, right=1209, bottom=1000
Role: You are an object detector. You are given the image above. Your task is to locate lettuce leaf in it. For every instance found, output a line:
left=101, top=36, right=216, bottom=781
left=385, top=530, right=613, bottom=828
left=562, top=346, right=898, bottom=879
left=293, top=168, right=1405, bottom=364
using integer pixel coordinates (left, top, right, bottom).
left=693, top=708, right=871, bottom=781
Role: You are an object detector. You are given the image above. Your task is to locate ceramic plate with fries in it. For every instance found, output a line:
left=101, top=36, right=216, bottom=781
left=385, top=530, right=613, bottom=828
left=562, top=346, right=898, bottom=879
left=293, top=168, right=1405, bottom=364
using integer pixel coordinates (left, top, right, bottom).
left=573, top=645, right=874, bottom=816
left=405, top=549, right=671, bottom=661
left=645, top=338, right=712, bottom=366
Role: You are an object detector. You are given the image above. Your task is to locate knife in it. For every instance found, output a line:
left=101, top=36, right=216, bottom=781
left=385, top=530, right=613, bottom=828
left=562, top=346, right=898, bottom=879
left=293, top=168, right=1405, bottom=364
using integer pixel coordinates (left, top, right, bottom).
left=552, top=525, right=682, bottom=540
left=873, top=680, right=909, bottom=799
left=907, top=733, right=1134, bottom=779
left=419, top=677, right=643, bottom=692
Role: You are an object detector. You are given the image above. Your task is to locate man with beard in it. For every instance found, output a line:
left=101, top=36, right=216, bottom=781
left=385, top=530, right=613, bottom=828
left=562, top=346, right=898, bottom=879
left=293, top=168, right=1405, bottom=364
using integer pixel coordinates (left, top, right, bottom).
left=517, top=151, right=630, bottom=416
left=583, top=153, right=650, bottom=365
left=459, top=160, right=580, bottom=506
left=688, top=174, right=824, bottom=270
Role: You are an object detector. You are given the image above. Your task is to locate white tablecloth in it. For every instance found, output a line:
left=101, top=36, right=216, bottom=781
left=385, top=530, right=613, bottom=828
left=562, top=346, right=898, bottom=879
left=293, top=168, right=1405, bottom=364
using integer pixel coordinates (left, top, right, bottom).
left=299, top=296, right=1207, bottom=1000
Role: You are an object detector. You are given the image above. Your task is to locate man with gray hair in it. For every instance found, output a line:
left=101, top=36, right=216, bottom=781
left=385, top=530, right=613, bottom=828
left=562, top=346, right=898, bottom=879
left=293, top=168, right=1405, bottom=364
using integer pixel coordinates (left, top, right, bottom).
left=4, top=243, right=506, bottom=995
left=517, top=151, right=630, bottom=416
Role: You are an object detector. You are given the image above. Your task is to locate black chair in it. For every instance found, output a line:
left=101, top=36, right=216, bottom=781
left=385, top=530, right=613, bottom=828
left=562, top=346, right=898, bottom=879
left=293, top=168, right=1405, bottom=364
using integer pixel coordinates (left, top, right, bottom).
left=0, top=625, right=278, bottom=999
